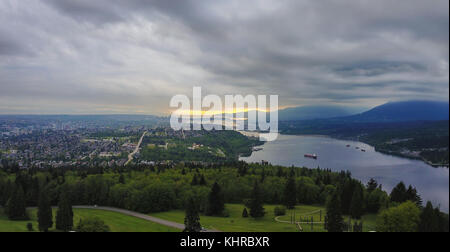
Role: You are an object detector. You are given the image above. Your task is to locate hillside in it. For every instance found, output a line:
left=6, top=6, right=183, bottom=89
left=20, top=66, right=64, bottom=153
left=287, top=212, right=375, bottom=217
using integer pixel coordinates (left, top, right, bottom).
left=346, top=101, right=449, bottom=123
left=279, top=101, right=450, bottom=166
left=278, top=106, right=363, bottom=121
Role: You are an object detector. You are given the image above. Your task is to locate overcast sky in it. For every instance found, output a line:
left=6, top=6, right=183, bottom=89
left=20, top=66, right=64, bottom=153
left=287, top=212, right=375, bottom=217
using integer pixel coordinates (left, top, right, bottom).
left=0, top=0, right=448, bottom=115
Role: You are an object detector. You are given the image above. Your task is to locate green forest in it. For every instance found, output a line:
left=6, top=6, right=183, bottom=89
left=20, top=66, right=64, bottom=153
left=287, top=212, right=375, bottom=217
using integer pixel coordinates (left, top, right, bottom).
left=0, top=161, right=447, bottom=232
left=140, top=130, right=262, bottom=162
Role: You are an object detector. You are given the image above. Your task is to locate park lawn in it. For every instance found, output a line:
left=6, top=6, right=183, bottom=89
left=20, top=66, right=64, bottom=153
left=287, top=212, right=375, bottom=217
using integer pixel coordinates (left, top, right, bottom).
left=0, top=209, right=36, bottom=232
left=359, top=214, right=378, bottom=232
left=277, top=208, right=378, bottom=232
left=153, top=204, right=326, bottom=232
left=276, top=205, right=327, bottom=232
left=152, top=204, right=378, bottom=232
left=0, top=208, right=179, bottom=232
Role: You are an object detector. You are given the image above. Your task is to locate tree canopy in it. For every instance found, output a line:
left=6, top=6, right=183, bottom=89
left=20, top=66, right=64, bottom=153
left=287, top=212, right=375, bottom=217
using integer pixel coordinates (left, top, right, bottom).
left=376, top=201, right=420, bottom=232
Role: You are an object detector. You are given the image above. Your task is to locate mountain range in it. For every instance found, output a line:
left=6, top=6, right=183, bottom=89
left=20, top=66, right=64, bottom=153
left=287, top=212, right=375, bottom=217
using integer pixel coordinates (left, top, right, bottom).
left=278, top=105, right=364, bottom=121
left=279, top=100, right=449, bottom=122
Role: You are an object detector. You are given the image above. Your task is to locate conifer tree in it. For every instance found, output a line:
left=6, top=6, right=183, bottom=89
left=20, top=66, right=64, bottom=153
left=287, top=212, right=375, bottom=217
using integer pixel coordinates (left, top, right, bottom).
left=249, top=181, right=265, bottom=218
left=199, top=174, right=207, bottom=186
left=406, top=185, right=423, bottom=207
left=353, top=221, right=363, bottom=232
left=6, top=184, right=27, bottom=220
left=184, top=197, right=201, bottom=232
left=366, top=178, right=378, bottom=193
left=0, top=180, right=13, bottom=206
left=242, top=208, right=249, bottom=218
left=350, top=185, right=364, bottom=219
left=260, top=169, right=266, bottom=183
left=435, top=207, right=449, bottom=232
left=325, top=191, right=344, bottom=232
left=27, top=223, right=33, bottom=232
left=55, top=190, right=73, bottom=232
left=118, top=174, right=125, bottom=184
left=390, top=181, right=407, bottom=203
left=27, top=177, right=40, bottom=207
left=418, top=201, right=439, bottom=232
left=38, top=189, right=53, bottom=232
left=191, top=174, right=198, bottom=186
left=283, top=176, right=297, bottom=209
left=206, top=182, right=225, bottom=216
left=340, top=179, right=354, bottom=214
left=276, top=167, right=284, bottom=177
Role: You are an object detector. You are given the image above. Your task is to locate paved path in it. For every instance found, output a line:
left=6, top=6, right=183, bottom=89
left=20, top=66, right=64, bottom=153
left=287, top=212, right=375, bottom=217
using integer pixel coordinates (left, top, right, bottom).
left=22, top=205, right=217, bottom=232
left=73, top=206, right=185, bottom=230
left=73, top=206, right=220, bottom=232
left=125, top=131, right=147, bottom=166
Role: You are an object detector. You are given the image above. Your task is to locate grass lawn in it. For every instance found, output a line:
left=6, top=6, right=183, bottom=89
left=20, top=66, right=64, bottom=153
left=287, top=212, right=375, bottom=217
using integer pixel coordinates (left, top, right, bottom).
left=1, top=205, right=378, bottom=232
left=152, top=204, right=324, bottom=232
left=152, top=204, right=378, bottom=232
left=0, top=208, right=179, bottom=232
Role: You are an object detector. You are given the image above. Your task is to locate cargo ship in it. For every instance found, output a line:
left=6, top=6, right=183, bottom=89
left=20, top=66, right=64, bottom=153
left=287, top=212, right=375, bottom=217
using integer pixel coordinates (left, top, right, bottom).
left=252, top=147, right=263, bottom=152
left=304, top=154, right=318, bottom=159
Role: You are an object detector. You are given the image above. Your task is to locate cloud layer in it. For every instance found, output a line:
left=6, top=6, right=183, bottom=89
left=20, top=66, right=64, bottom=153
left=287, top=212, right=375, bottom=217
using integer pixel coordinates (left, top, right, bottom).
left=0, top=0, right=448, bottom=114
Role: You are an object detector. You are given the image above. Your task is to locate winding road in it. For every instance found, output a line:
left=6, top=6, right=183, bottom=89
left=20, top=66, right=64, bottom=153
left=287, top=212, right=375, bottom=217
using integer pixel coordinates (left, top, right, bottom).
left=125, top=131, right=147, bottom=166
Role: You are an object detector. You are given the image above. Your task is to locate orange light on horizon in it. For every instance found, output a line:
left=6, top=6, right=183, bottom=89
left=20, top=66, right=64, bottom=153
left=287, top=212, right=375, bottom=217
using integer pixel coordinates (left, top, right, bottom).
left=173, top=107, right=276, bottom=116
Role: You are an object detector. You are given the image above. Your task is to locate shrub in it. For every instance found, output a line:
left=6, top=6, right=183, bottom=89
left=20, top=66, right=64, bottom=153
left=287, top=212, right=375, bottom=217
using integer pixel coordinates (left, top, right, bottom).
left=242, top=208, right=249, bottom=218
left=274, top=206, right=286, bottom=216
left=26, top=223, right=33, bottom=232
left=75, top=217, right=110, bottom=232
left=221, top=209, right=230, bottom=218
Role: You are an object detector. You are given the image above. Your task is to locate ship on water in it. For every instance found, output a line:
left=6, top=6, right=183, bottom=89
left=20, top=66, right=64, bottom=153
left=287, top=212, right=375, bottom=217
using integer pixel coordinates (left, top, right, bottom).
left=304, top=153, right=318, bottom=159
left=253, top=147, right=263, bottom=152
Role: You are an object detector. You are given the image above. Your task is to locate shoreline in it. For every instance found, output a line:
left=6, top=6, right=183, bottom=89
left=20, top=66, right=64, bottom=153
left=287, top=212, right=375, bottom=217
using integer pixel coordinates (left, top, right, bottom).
left=278, top=133, right=449, bottom=169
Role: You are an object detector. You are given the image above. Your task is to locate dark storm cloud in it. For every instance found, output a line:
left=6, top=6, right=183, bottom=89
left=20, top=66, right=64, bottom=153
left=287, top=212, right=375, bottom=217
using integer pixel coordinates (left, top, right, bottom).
left=334, top=62, right=427, bottom=77
left=0, top=33, right=33, bottom=56
left=46, top=0, right=124, bottom=24
left=0, top=0, right=448, bottom=114
left=0, top=37, right=23, bottom=56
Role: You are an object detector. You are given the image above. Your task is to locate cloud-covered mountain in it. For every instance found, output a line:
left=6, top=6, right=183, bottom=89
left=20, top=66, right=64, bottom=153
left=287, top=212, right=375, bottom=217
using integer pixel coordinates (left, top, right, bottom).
left=347, top=100, right=449, bottom=122
left=278, top=101, right=449, bottom=123
left=278, top=106, right=364, bottom=121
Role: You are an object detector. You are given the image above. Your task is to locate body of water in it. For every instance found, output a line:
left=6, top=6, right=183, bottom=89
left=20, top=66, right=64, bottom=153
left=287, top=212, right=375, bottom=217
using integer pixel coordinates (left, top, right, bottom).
left=240, top=134, right=449, bottom=212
